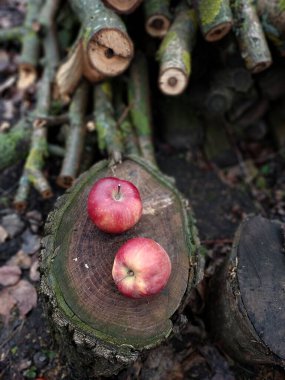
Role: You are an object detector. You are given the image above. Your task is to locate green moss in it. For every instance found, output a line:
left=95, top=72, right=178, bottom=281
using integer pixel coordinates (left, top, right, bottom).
left=279, top=0, right=285, bottom=12
left=157, top=31, right=176, bottom=60
left=131, top=110, right=150, bottom=136
left=101, top=81, right=112, bottom=99
left=199, top=0, right=223, bottom=26
left=95, top=121, right=107, bottom=151
left=182, top=51, right=191, bottom=75
left=0, top=123, right=31, bottom=171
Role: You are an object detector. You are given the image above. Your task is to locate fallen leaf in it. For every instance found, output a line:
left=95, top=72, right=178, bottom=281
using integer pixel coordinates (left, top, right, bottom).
left=8, top=250, right=32, bottom=269
left=21, top=229, right=41, bottom=255
left=0, top=287, right=16, bottom=323
left=1, top=213, right=25, bottom=238
left=0, top=225, right=8, bottom=243
left=29, top=260, right=40, bottom=282
left=9, top=280, right=37, bottom=317
left=0, top=265, right=21, bottom=286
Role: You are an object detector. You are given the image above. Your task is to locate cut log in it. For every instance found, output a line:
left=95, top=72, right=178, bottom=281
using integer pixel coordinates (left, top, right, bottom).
left=102, top=0, right=142, bottom=14
left=157, top=2, right=197, bottom=96
left=196, top=0, right=233, bottom=42
left=40, top=156, right=202, bottom=378
left=231, top=0, right=272, bottom=73
left=256, top=0, right=285, bottom=57
left=18, top=1, right=43, bottom=90
left=144, top=0, right=172, bottom=38
left=208, top=215, right=285, bottom=367
left=70, top=0, right=134, bottom=76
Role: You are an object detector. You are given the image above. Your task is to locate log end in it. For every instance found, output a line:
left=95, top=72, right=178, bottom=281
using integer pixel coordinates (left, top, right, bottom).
left=205, top=21, right=232, bottom=42
left=88, top=29, right=134, bottom=76
left=159, top=68, right=188, bottom=96
left=208, top=215, right=285, bottom=367
left=102, top=0, right=142, bottom=14
left=250, top=59, right=272, bottom=74
left=146, top=15, right=171, bottom=38
left=56, top=175, right=74, bottom=189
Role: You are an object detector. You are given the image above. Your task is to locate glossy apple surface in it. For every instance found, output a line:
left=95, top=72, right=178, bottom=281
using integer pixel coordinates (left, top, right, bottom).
left=112, top=237, right=172, bottom=298
left=87, top=177, right=142, bottom=234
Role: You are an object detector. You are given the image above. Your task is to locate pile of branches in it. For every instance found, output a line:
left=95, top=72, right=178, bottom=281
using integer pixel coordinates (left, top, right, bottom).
left=0, top=0, right=284, bottom=210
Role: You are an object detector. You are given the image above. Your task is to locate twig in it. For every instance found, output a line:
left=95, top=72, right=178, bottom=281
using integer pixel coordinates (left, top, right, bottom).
left=128, top=52, right=157, bottom=164
left=57, top=80, right=89, bottom=188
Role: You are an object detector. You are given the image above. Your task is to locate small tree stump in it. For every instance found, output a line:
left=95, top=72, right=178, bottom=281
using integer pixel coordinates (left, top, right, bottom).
left=40, top=156, right=202, bottom=378
left=208, top=215, right=285, bottom=367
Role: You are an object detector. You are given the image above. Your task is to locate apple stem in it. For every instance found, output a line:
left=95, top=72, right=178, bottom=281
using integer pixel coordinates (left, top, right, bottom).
left=114, top=184, right=121, bottom=200
left=128, top=269, right=134, bottom=276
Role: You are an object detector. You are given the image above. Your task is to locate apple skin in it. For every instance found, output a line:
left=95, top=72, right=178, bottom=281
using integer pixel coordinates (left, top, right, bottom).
left=112, top=237, right=172, bottom=298
left=87, top=177, right=142, bottom=234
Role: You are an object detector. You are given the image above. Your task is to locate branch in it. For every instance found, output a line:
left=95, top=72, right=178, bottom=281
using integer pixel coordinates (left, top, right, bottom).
left=94, top=81, right=123, bottom=165
left=17, top=0, right=44, bottom=90
left=196, top=0, right=233, bottom=41
left=256, top=0, right=285, bottom=57
left=144, top=0, right=172, bottom=38
left=231, top=0, right=272, bottom=73
left=57, top=80, right=89, bottom=188
left=114, top=81, right=140, bottom=156
left=128, top=53, right=156, bottom=165
left=70, top=0, right=134, bottom=76
left=0, top=27, right=23, bottom=43
left=157, top=2, right=197, bottom=96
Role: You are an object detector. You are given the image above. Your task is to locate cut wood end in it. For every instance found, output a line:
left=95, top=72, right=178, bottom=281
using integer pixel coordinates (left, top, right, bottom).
left=17, top=64, right=37, bottom=90
left=146, top=15, right=171, bottom=38
left=159, top=69, right=188, bottom=96
left=88, top=29, right=134, bottom=76
left=250, top=59, right=272, bottom=74
left=103, top=0, right=142, bottom=13
left=42, top=189, right=53, bottom=199
left=13, top=201, right=27, bottom=213
left=56, top=175, right=74, bottom=189
left=205, top=21, right=232, bottom=42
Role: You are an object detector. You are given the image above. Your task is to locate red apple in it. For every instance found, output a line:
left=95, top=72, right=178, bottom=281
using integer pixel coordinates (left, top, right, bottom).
left=112, top=237, right=172, bottom=298
left=87, top=177, right=142, bottom=234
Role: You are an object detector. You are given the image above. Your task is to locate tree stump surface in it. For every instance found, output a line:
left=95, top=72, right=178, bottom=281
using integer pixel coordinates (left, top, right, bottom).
left=40, top=156, right=202, bottom=377
left=208, top=215, right=285, bottom=367
left=237, top=215, right=285, bottom=360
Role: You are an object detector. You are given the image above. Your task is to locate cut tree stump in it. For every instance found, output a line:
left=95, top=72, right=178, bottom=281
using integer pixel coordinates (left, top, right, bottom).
left=208, top=215, right=285, bottom=367
left=40, top=156, right=203, bottom=378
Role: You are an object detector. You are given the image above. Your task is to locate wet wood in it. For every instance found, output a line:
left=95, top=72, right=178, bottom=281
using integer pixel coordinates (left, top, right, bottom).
left=208, top=215, right=285, bottom=366
left=196, top=0, right=233, bottom=42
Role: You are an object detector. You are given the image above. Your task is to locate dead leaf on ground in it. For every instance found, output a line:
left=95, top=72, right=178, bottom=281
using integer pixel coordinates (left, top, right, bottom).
left=21, top=229, right=41, bottom=255
left=1, top=213, right=25, bottom=238
left=29, top=259, right=40, bottom=282
left=8, top=250, right=32, bottom=269
left=9, top=279, right=37, bottom=317
left=0, top=224, right=8, bottom=243
left=0, top=287, right=16, bottom=323
left=0, top=265, right=21, bottom=286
